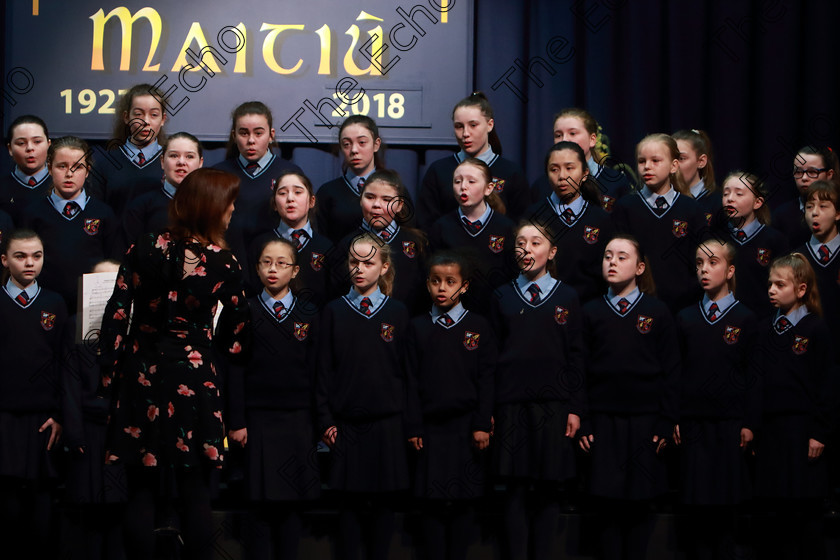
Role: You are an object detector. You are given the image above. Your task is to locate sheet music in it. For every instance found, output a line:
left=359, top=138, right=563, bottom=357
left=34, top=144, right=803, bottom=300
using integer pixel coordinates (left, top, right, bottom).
left=77, top=271, right=118, bottom=344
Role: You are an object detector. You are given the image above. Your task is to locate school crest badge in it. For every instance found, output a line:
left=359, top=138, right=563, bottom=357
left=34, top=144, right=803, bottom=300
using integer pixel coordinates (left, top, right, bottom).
left=490, top=177, right=505, bottom=193
left=402, top=241, right=416, bottom=258
left=672, top=220, right=688, bottom=238
left=463, top=331, right=480, bottom=350
left=380, top=323, right=395, bottom=342
left=293, top=322, right=309, bottom=341
left=489, top=235, right=504, bottom=254
left=601, top=195, right=615, bottom=212
left=636, top=315, right=653, bottom=334
left=554, top=306, right=569, bottom=325
left=583, top=226, right=600, bottom=245
left=723, top=325, right=741, bottom=345
left=704, top=212, right=713, bottom=225
left=41, top=311, right=56, bottom=331
left=756, top=248, right=771, bottom=266
left=792, top=335, right=809, bottom=355
left=83, top=218, right=101, bottom=235
left=310, top=252, right=325, bottom=271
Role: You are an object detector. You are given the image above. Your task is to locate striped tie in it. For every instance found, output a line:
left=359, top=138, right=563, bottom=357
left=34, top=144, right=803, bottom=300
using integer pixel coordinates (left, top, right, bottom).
left=273, top=300, right=285, bottom=320
left=27, top=177, right=37, bottom=187
left=245, top=161, right=259, bottom=176
left=617, top=298, right=629, bottom=314
left=438, top=313, right=454, bottom=327
left=15, top=291, right=29, bottom=306
left=360, top=297, right=372, bottom=316
left=527, top=283, right=541, bottom=303
left=137, top=151, right=146, bottom=166
left=819, top=245, right=830, bottom=264
left=708, top=302, right=719, bottom=321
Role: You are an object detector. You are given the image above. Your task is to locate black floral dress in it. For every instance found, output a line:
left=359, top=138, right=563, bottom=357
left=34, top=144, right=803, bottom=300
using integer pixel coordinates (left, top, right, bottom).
left=100, top=231, right=250, bottom=470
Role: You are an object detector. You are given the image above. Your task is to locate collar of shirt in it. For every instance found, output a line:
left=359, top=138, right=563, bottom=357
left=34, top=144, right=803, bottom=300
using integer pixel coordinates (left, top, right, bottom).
left=123, top=140, right=160, bottom=163
left=798, top=198, right=805, bottom=212
left=13, top=166, right=49, bottom=186
left=702, top=292, right=735, bottom=316
left=516, top=272, right=557, bottom=298
left=456, top=147, right=496, bottom=166
left=346, top=286, right=385, bottom=310
left=640, top=185, right=677, bottom=208
left=457, top=203, right=492, bottom=227
left=689, top=179, right=707, bottom=199
left=238, top=150, right=274, bottom=172
left=50, top=190, right=88, bottom=213
left=162, top=180, right=176, bottom=199
left=5, top=278, right=37, bottom=301
left=344, top=169, right=375, bottom=195
left=261, top=288, right=294, bottom=313
left=729, top=217, right=762, bottom=238
left=586, top=156, right=600, bottom=178
left=361, top=217, right=398, bottom=239
left=549, top=192, right=585, bottom=217
left=607, top=286, right=641, bottom=308
left=276, top=220, right=313, bottom=240
left=774, top=305, right=810, bottom=328
left=809, top=232, right=840, bottom=255
left=430, top=301, right=467, bottom=324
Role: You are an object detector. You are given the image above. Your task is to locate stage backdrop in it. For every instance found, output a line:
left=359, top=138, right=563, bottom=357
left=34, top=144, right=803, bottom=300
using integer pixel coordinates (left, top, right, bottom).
left=3, top=0, right=473, bottom=144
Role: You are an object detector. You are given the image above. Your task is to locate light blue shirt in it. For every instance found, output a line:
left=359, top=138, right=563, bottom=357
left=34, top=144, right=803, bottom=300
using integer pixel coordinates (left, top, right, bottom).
left=276, top=220, right=313, bottom=241
left=238, top=150, right=274, bottom=174
left=549, top=192, right=585, bottom=220
left=456, top=147, right=497, bottom=166
left=458, top=203, right=492, bottom=228
left=123, top=140, right=160, bottom=165
left=261, top=288, right=294, bottom=318
left=5, top=278, right=38, bottom=303
left=431, top=302, right=467, bottom=325
left=809, top=233, right=840, bottom=256
left=344, top=168, right=375, bottom=195
left=13, top=166, right=49, bottom=187
left=607, top=286, right=641, bottom=311
left=640, top=185, right=677, bottom=208
left=50, top=189, right=88, bottom=214
left=345, top=286, right=386, bottom=313
left=729, top=218, right=762, bottom=240
left=516, top=272, right=557, bottom=299
left=689, top=178, right=708, bottom=199
left=162, top=180, right=176, bottom=199
left=702, top=292, right=736, bottom=317
left=774, top=305, right=810, bottom=329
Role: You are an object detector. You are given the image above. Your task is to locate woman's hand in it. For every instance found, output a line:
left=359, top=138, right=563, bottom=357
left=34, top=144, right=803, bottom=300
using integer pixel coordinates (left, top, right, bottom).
left=408, top=436, right=423, bottom=450
left=472, top=430, right=490, bottom=450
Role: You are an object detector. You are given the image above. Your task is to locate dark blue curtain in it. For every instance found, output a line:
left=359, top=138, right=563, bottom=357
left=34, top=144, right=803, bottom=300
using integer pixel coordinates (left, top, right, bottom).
left=476, top=0, right=840, bottom=210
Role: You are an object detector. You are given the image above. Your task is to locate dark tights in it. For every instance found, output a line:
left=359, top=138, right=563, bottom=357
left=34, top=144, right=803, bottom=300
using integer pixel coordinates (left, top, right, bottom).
left=503, top=481, right=562, bottom=560
left=337, top=494, right=395, bottom=560
left=0, top=477, right=54, bottom=560
left=594, top=497, right=653, bottom=560
left=421, top=500, right=476, bottom=560
left=242, top=502, right=304, bottom=560
left=123, top=467, right=213, bottom=560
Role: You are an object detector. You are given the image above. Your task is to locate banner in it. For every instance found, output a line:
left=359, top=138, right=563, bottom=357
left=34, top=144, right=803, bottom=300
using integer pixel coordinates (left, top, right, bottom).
left=4, top=0, right=473, bottom=144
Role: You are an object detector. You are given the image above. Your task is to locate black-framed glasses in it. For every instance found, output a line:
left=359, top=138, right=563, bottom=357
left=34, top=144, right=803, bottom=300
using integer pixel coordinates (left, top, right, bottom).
left=793, top=167, right=829, bottom=178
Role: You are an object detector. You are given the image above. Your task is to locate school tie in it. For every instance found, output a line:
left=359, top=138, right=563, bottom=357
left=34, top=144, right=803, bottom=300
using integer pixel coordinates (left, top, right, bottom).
left=707, top=302, right=720, bottom=321
left=654, top=196, right=668, bottom=215
left=63, top=201, right=80, bottom=218
left=461, top=217, right=482, bottom=233
left=379, top=229, right=392, bottom=242
left=819, top=244, right=831, bottom=264
left=359, top=297, right=372, bottom=316
left=774, top=316, right=791, bottom=334
left=15, top=290, right=29, bottom=306
left=273, top=300, right=286, bottom=320
left=27, top=176, right=37, bottom=187
left=438, top=313, right=454, bottom=327
left=527, top=283, right=541, bottom=303
left=561, top=207, right=575, bottom=225
left=617, top=298, right=630, bottom=314
left=245, top=161, right=259, bottom=176
left=735, top=230, right=747, bottom=242
left=356, top=176, right=366, bottom=193
left=290, top=229, right=307, bottom=250
left=136, top=151, right=146, bottom=166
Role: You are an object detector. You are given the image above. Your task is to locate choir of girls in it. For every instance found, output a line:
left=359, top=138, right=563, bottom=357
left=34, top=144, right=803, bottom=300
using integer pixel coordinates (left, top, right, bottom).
left=3, top=82, right=840, bottom=560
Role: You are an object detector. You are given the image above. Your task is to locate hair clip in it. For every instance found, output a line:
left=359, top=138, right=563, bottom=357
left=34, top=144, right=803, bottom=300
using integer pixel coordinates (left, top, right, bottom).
left=691, top=129, right=700, bottom=134
left=828, top=146, right=834, bottom=152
